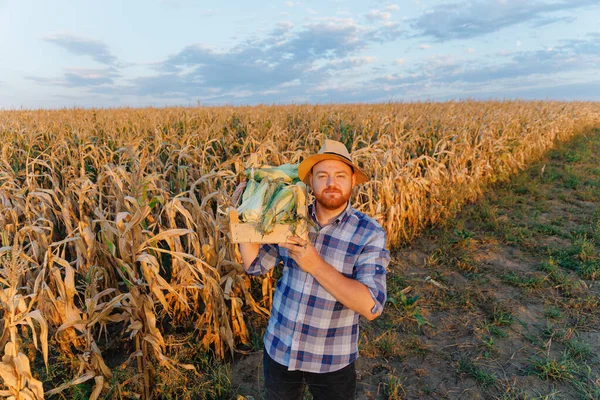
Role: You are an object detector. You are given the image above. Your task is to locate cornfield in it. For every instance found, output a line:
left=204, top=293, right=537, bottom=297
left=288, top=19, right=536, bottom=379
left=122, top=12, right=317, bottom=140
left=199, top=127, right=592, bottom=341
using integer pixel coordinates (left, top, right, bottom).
left=0, top=101, right=599, bottom=398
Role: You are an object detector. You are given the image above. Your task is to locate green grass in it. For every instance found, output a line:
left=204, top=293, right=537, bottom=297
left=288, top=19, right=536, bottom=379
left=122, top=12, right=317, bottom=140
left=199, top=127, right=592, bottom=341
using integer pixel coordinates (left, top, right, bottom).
left=458, top=359, right=497, bottom=388
left=501, top=271, right=545, bottom=289
left=564, top=339, right=593, bottom=361
left=543, top=306, right=562, bottom=320
left=530, top=355, right=576, bottom=381
left=383, top=372, right=406, bottom=400
left=427, top=128, right=600, bottom=398
left=153, top=337, right=234, bottom=400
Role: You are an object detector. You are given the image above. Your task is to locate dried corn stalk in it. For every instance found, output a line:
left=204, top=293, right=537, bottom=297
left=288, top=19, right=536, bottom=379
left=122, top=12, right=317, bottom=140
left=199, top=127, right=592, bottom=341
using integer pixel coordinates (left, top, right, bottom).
left=0, top=102, right=598, bottom=399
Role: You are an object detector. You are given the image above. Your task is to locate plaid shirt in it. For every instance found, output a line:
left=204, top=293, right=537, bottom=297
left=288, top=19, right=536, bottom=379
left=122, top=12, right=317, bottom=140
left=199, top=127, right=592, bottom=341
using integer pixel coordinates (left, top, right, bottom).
left=247, top=202, right=389, bottom=373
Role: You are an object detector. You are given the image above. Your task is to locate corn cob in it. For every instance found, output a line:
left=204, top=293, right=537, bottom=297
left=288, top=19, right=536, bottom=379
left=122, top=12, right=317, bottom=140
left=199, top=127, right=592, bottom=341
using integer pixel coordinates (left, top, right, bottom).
left=241, top=179, right=259, bottom=204
left=237, top=178, right=270, bottom=222
left=260, top=185, right=296, bottom=234
left=245, top=163, right=299, bottom=183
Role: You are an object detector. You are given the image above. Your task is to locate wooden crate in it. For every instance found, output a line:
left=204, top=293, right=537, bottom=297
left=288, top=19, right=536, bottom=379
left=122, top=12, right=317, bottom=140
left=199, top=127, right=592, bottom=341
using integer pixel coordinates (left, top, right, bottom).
left=229, top=184, right=308, bottom=243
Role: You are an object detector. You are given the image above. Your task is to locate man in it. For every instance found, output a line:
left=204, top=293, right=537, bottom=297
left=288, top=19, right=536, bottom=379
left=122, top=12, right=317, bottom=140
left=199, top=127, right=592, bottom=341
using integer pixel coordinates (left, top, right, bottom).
left=239, top=139, right=390, bottom=400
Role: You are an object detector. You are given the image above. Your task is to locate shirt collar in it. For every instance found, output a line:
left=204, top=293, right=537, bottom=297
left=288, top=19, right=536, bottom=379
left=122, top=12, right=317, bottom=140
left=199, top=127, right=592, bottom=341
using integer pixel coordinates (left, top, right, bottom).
left=308, top=201, right=352, bottom=227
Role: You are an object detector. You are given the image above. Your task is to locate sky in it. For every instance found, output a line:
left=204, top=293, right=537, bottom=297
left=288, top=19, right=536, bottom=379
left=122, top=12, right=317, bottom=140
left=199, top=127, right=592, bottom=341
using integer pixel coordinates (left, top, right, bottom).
left=1, top=0, right=599, bottom=109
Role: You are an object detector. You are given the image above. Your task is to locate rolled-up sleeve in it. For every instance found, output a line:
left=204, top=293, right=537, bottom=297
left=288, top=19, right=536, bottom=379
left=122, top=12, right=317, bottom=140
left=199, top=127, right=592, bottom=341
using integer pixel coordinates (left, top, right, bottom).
left=353, top=229, right=390, bottom=315
left=246, top=244, right=281, bottom=276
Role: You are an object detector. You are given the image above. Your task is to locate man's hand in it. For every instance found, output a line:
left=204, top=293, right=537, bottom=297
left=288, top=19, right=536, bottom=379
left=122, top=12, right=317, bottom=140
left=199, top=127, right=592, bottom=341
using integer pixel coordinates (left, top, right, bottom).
left=280, top=236, right=379, bottom=320
left=279, top=236, right=322, bottom=273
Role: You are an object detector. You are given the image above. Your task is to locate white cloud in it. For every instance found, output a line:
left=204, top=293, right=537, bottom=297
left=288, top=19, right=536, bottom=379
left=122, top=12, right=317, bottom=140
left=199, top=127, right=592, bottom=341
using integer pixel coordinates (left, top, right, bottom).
left=394, top=58, right=406, bottom=65
left=277, top=21, right=295, bottom=30
left=43, top=33, right=119, bottom=66
left=427, top=54, right=459, bottom=66
left=260, top=89, right=281, bottom=95
left=383, top=74, right=402, bottom=82
left=307, top=56, right=377, bottom=73
left=516, top=40, right=522, bottom=47
left=466, top=48, right=475, bottom=53
left=66, top=68, right=109, bottom=80
left=419, top=44, right=431, bottom=49
left=411, top=0, right=599, bottom=42
left=28, top=66, right=119, bottom=88
left=345, top=55, right=376, bottom=64
left=280, top=79, right=301, bottom=88
left=386, top=4, right=400, bottom=12
left=306, top=16, right=361, bottom=32
left=366, top=9, right=392, bottom=21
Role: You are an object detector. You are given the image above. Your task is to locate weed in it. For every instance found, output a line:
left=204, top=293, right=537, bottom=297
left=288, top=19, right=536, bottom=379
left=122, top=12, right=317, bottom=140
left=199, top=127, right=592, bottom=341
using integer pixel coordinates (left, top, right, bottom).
left=538, top=258, right=574, bottom=292
left=543, top=306, right=562, bottom=320
left=573, top=235, right=597, bottom=263
left=457, top=359, right=497, bottom=388
left=501, top=271, right=545, bottom=289
left=403, top=335, right=430, bottom=356
left=386, top=289, right=432, bottom=332
left=387, top=292, right=420, bottom=308
left=530, top=355, right=576, bottom=381
left=570, top=365, right=600, bottom=400
left=383, top=372, right=406, bottom=400
left=387, top=274, right=408, bottom=292
left=472, top=200, right=500, bottom=231
left=564, top=339, right=593, bottom=361
left=578, top=260, right=600, bottom=281
left=413, top=308, right=433, bottom=330
left=154, top=339, right=234, bottom=400
left=540, top=323, right=566, bottom=342
left=540, top=166, right=563, bottom=184
left=493, top=309, right=514, bottom=326
left=481, top=335, right=496, bottom=359
left=374, top=331, right=404, bottom=358
left=452, top=228, right=474, bottom=242
left=562, top=171, right=580, bottom=190
left=533, top=223, right=563, bottom=236
left=249, top=325, right=266, bottom=351
left=502, top=224, right=534, bottom=246
left=489, top=324, right=508, bottom=338
left=564, top=150, right=584, bottom=163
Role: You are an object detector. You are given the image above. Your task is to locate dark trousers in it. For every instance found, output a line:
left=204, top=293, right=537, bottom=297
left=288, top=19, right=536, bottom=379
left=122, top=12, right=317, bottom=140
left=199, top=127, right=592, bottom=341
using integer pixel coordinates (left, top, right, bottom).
left=263, top=351, right=356, bottom=400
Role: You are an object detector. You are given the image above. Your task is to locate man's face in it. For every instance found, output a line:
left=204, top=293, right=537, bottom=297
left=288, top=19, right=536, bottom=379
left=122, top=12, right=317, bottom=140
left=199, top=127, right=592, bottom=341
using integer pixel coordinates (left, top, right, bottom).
left=310, top=159, right=356, bottom=210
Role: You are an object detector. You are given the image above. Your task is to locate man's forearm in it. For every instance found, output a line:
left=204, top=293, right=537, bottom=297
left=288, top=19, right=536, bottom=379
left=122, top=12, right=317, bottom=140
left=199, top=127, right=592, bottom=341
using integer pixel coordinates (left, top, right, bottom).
left=309, top=259, right=379, bottom=320
left=239, top=243, right=260, bottom=269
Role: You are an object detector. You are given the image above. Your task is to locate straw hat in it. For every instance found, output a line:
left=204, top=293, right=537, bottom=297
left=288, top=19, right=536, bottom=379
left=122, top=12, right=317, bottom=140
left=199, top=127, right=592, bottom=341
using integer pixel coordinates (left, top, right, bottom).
left=298, top=139, right=368, bottom=185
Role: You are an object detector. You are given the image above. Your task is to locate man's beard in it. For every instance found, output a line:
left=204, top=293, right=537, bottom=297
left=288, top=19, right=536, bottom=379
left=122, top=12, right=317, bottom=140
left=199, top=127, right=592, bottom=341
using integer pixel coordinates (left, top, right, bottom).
left=314, top=188, right=351, bottom=210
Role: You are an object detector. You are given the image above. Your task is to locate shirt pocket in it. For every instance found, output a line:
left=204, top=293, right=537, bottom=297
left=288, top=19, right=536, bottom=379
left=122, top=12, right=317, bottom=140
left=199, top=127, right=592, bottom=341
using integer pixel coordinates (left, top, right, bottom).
left=322, top=247, right=356, bottom=278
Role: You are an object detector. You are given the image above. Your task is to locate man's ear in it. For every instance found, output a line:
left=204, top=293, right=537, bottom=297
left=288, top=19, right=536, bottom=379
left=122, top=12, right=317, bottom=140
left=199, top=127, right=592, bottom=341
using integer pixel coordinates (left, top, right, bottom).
left=351, top=173, right=356, bottom=187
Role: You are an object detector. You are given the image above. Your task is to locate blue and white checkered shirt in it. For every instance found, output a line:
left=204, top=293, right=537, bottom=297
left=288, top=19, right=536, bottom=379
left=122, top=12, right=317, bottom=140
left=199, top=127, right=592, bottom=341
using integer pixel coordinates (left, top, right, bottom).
left=247, top=202, right=389, bottom=373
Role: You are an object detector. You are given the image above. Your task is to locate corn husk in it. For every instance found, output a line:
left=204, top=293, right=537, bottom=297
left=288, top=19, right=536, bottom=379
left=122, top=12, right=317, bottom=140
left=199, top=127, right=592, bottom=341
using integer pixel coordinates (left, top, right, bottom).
left=245, top=163, right=299, bottom=183
left=237, top=178, right=271, bottom=222
left=260, top=185, right=296, bottom=234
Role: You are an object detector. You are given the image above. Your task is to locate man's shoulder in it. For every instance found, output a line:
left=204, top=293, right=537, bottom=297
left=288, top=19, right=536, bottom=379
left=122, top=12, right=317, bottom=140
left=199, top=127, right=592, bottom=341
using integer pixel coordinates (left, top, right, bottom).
left=347, top=207, right=386, bottom=234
